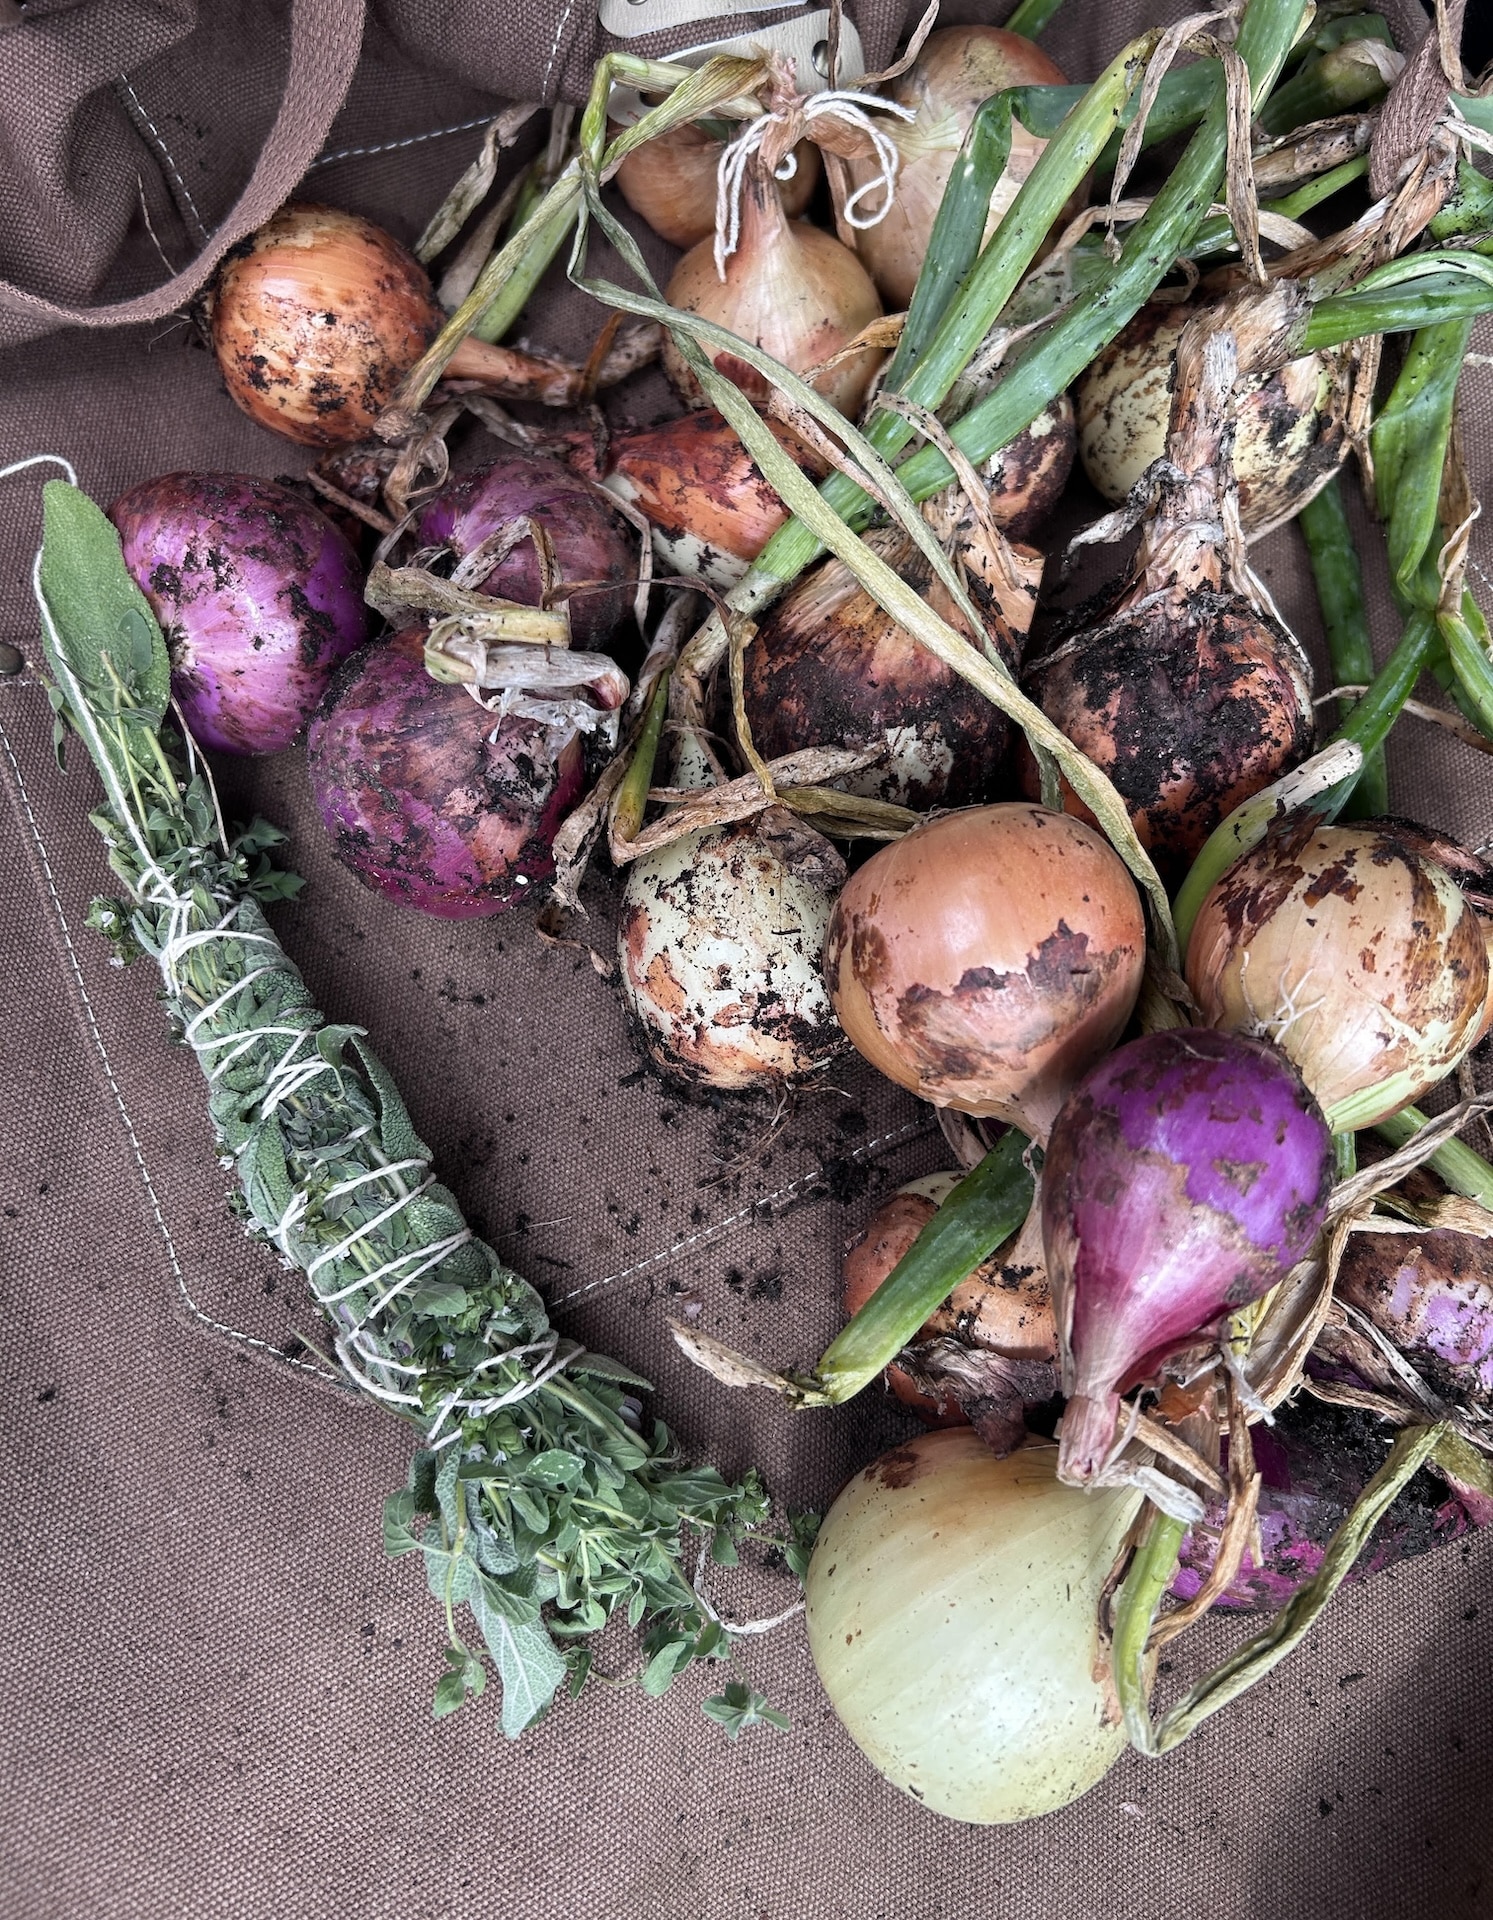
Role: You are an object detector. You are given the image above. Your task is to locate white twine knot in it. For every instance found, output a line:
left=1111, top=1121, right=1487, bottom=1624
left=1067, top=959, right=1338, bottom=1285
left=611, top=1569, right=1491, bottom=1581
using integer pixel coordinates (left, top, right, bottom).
left=713, top=90, right=917, bottom=278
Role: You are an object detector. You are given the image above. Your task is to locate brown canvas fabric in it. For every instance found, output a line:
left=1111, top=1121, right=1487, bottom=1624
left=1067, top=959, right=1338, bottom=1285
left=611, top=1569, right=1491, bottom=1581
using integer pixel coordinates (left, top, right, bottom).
left=3, top=2, right=1493, bottom=1915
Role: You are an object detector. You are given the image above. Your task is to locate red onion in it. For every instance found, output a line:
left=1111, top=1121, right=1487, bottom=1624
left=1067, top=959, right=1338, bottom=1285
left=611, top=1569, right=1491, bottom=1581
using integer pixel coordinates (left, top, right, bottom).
left=108, top=472, right=366, bottom=755
left=306, top=629, right=588, bottom=917
left=1336, top=1222, right=1493, bottom=1406
left=416, top=453, right=637, bottom=655
left=1042, top=1028, right=1334, bottom=1486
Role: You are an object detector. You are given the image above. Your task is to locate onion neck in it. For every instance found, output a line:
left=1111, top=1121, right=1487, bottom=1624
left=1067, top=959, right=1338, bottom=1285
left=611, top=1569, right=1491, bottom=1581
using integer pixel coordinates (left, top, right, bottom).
left=732, top=162, right=792, bottom=275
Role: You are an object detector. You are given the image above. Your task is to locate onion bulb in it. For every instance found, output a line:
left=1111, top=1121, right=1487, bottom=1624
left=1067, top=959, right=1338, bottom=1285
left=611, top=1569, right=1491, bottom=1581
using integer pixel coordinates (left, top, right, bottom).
left=743, top=516, right=1039, bottom=810
left=806, top=1430, right=1139, bottom=1823
left=1022, top=293, right=1315, bottom=880
left=843, top=1173, right=1055, bottom=1425
left=823, top=803, right=1146, bottom=1138
left=660, top=161, right=884, bottom=418
left=1335, top=1221, right=1493, bottom=1407
left=1077, top=298, right=1351, bottom=536
left=1042, top=1028, right=1333, bottom=1484
left=617, top=742, right=847, bottom=1089
left=844, top=27, right=1070, bottom=310
left=306, top=629, right=588, bottom=917
left=210, top=203, right=561, bottom=447
left=109, top=471, right=366, bottom=755
left=615, top=119, right=819, bottom=249
left=599, top=411, right=823, bottom=590
left=1185, top=816, right=1492, bottom=1131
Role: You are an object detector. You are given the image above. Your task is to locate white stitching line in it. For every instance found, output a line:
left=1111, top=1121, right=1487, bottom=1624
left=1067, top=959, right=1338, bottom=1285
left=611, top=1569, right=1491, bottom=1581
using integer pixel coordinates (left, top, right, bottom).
left=308, top=116, right=498, bottom=169
left=551, top=1116, right=932, bottom=1305
left=114, top=75, right=209, bottom=243
left=541, top=0, right=584, bottom=98
left=0, top=706, right=342, bottom=1387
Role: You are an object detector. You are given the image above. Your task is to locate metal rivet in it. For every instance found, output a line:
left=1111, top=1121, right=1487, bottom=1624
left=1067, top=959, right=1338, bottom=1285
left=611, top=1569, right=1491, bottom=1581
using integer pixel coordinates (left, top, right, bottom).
left=0, top=642, right=24, bottom=677
left=811, top=37, right=830, bottom=76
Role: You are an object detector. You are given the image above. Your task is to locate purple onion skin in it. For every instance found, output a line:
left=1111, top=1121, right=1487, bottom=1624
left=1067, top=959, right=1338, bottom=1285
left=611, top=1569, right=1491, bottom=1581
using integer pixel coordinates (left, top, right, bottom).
left=1336, top=1226, right=1493, bottom=1405
left=1043, top=1028, right=1334, bottom=1483
left=109, top=472, right=367, bottom=755
left=416, top=453, right=636, bottom=656
left=306, top=630, right=584, bottom=918
left=1173, top=1396, right=1477, bottom=1611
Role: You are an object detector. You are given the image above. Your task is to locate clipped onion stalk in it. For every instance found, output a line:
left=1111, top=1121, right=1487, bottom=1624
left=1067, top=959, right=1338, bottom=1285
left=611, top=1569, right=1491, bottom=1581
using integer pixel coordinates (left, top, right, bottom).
left=599, top=411, right=824, bottom=591
left=109, top=471, right=366, bottom=755
left=843, top=1172, right=1056, bottom=1438
left=306, top=628, right=618, bottom=917
left=743, top=503, right=1040, bottom=810
left=660, top=154, right=884, bottom=418
left=806, top=1431, right=1140, bottom=1824
left=614, top=117, right=819, bottom=250
left=1021, top=292, right=1315, bottom=884
left=616, top=735, right=848, bottom=1091
left=1174, top=1395, right=1478, bottom=1610
left=843, top=26, right=1071, bottom=311
left=1042, top=1027, right=1334, bottom=1487
left=824, top=802, right=1146, bottom=1139
left=416, top=452, right=637, bottom=655
left=1077, top=295, right=1352, bottom=537
left=1185, top=816, right=1493, bottom=1132
left=209, top=204, right=599, bottom=447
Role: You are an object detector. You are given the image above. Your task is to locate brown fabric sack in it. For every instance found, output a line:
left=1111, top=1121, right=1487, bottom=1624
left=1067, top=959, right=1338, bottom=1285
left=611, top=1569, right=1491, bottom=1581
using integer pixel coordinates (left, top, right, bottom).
left=3, top=3, right=1493, bottom=1917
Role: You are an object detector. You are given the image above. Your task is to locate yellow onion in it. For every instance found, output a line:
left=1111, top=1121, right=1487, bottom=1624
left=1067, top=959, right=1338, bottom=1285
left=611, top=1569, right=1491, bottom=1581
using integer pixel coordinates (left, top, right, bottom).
left=660, top=164, right=884, bottom=418
left=842, top=1173, right=1055, bottom=1424
left=806, top=1430, right=1139, bottom=1823
left=1076, top=298, right=1351, bottom=536
left=845, top=27, right=1070, bottom=311
left=599, top=410, right=823, bottom=589
left=824, top=803, right=1147, bottom=1138
left=614, top=118, right=819, bottom=249
left=742, top=517, right=1040, bottom=809
left=210, top=203, right=562, bottom=446
left=1185, top=817, right=1492, bottom=1130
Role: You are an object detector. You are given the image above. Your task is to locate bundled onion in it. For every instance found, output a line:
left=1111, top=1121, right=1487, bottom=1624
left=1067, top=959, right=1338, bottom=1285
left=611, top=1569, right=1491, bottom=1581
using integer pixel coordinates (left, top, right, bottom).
left=615, top=118, right=819, bottom=249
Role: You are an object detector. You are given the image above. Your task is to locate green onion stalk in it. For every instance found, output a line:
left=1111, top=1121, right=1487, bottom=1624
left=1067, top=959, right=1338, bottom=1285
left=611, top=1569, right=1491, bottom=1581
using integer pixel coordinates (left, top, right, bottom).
left=30, top=476, right=770, bottom=1734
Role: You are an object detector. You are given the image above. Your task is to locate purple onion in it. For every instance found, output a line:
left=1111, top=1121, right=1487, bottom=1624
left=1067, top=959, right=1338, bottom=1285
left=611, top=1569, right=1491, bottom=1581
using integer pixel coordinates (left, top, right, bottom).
left=306, top=630, right=586, bottom=918
left=1336, top=1224, right=1493, bottom=1406
left=1042, top=1027, right=1334, bottom=1484
left=109, top=472, right=367, bottom=755
left=1173, top=1396, right=1478, bottom=1610
left=416, top=453, right=637, bottom=655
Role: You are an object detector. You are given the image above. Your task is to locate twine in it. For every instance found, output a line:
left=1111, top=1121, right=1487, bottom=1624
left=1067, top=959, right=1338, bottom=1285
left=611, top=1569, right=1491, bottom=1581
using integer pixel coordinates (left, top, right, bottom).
left=713, top=89, right=916, bottom=277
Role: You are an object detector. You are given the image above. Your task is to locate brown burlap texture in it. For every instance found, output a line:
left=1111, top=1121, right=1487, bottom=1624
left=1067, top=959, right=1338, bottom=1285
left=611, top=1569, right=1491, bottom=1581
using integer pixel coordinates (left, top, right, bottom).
left=3, top=3, right=1493, bottom=1915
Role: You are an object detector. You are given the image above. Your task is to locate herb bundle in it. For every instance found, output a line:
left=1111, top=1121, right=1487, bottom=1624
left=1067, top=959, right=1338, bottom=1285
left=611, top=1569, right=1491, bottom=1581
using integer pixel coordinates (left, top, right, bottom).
left=33, top=477, right=769, bottom=1734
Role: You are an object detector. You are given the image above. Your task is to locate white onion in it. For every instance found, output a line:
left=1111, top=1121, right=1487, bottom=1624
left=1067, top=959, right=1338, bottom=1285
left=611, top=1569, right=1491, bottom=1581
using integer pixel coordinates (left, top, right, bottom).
left=806, top=1430, right=1140, bottom=1823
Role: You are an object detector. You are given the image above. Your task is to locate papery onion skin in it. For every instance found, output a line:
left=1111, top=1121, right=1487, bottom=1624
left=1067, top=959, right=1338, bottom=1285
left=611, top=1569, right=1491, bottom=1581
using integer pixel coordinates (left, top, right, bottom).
left=847, top=28, right=1070, bottom=311
left=1077, top=300, right=1350, bottom=536
left=599, top=411, right=821, bottom=590
left=615, top=120, right=819, bottom=249
left=416, top=453, right=637, bottom=655
left=806, top=1430, right=1139, bottom=1824
left=660, top=171, right=884, bottom=418
left=617, top=807, right=848, bottom=1090
left=978, top=390, right=1077, bottom=541
left=743, top=523, right=1035, bottom=810
left=843, top=1175, right=1055, bottom=1423
left=306, top=629, right=584, bottom=917
left=1336, top=1223, right=1493, bottom=1405
left=110, top=471, right=367, bottom=755
left=1042, top=1027, right=1333, bottom=1484
left=1019, top=591, right=1314, bottom=886
left=823, top=804, right=1146, bottom=1138
left=1184, top=817, right=1491, bottom=1131
left=1174, top=1397, right=1477, bottom=1610
left=211, top=204, right=442, bottom=447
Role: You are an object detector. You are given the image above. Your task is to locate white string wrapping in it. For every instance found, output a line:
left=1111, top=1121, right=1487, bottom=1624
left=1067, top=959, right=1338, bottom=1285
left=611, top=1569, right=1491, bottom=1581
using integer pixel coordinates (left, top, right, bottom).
left=713, top=90, right=917, bottom=277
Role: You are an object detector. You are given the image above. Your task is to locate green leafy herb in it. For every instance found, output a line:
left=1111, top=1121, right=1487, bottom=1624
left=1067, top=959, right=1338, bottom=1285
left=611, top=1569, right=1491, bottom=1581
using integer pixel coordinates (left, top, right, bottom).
left=702, top=1682, right=792, bottom=1740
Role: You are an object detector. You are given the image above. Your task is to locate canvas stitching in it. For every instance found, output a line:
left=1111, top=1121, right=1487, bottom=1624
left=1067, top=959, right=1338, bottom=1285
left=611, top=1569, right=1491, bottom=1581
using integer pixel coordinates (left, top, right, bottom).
left=541, top=0, right=583, bottom=98
left=309, top=116, right=497, bottom=169
left=0, top=704, right=342, bottom=1385
left=114, top=74, right=209, bottom=242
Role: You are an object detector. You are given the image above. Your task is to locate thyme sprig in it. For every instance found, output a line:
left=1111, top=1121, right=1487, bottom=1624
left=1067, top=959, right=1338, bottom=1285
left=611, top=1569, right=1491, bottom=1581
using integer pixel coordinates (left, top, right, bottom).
left=34, top=478, right=769, bottom=1734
